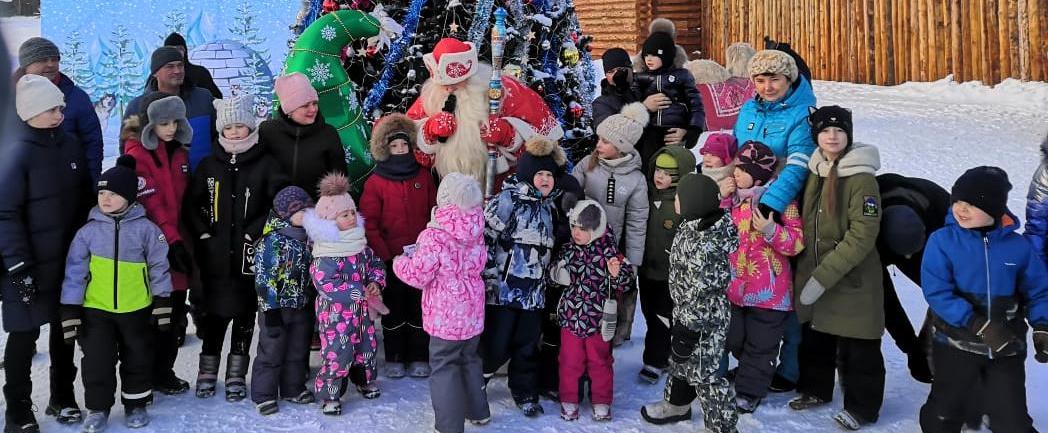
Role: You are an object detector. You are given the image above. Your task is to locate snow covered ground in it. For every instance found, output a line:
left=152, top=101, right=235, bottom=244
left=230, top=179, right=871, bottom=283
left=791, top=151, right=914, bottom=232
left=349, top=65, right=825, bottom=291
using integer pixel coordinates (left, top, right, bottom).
left=0, top=17, right=1046, bottom=430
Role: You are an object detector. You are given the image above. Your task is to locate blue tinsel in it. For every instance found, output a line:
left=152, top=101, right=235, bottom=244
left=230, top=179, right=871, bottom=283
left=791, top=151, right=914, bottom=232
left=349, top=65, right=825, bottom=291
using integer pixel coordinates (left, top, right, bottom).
left=298, top=0, right=324, bottom=35
left=467, top=0, right=496, bottom=46
left=362, top=0, right=428, bottom=116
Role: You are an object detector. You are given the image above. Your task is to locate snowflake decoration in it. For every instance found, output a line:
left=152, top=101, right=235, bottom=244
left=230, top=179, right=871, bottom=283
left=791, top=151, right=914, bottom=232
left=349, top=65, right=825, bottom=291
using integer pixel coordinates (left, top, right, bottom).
left=307, top=59, right=334, bottom=85
left=344, top=91, right=359, bottom=112
left=321, top=25, right=338, bottom=42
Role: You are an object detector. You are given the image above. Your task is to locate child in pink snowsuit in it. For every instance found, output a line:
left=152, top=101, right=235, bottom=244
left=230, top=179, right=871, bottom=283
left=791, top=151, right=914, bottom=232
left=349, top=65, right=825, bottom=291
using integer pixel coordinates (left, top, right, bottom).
left=549, top=199, right=635, bottom=422
left=304, top=173, right=386, bottom=416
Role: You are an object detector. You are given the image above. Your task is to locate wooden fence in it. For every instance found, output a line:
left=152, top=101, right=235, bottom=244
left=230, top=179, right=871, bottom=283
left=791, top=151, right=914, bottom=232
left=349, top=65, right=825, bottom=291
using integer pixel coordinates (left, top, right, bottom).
left=697, top=0, right=1048, bottom=85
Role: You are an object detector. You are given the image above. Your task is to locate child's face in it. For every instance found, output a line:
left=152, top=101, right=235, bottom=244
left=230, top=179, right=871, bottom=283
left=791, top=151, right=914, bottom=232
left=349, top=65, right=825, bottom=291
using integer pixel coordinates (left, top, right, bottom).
left=674, top=193, right=681, bottom=215
left=653, top=168, right=673, bottom=190
left=289, top=210, right=306, bottom=227
left=702, top=153, right=724, bottom=168
left=27, top=106, right=64, bottom=129
left=155, top=120, right=178, bottom=143
left=532, top=170, right=555, bottom=196
left=98, top=190, right=129, bottom=214
left=570, top=225, right=591, bottom=245
left=752, top=73, right=790, bottom=102
left=817, top=127, right=848, bottom=160
left=952, top=201, right=995, bottom=229
left=335, top=208, right=358, bottom=230
left=644, top=54, right=663, bottom=71
left=389, top=138, right=410, bottom=155
left=595, top=137, right=623, bottom=159
left=733, top=167, right=755, bottom=189
left=222, top=123, right=251, bottom=140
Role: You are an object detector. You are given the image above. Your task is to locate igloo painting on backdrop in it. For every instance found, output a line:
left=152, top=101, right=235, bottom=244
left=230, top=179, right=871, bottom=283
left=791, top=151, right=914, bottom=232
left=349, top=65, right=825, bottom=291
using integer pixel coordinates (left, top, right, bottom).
left=42, top=0, right=299, bottom=157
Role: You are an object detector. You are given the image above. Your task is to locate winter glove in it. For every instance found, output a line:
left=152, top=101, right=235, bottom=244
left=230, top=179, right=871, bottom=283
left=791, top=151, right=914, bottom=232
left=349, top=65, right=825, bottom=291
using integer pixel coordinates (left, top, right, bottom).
left=9, top=268, right=37, bottom=304
left=1033, top=326, right=1048, bottom=363
left=669, top=323, right=701, bottom=365
left=799, top=277, right=826, bottom=305
left=59, top=305, right=83, bottom=345
left=423, top=112, right=457, bottom=144
left=967, top=314, right=1020, bottom=355
left=758, top=203, right=784, bottom=225
left=480, top=115, right=514, bottom=148
left=167, top=242, right=192, bottom=274
left=152, top=296, right=174, bottom=332
left=263, top=309, right=284, bottom=338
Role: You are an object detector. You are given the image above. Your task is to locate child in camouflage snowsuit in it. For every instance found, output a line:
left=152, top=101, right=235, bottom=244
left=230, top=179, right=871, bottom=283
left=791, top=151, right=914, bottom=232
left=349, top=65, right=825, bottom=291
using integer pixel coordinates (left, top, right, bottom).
left=641, top=173, right=740, bottom=433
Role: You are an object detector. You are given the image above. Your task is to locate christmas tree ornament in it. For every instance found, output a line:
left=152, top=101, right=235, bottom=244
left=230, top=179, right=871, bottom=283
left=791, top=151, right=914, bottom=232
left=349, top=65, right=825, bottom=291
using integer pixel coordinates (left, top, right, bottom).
left=322, top=0, right=338, bottom=13
left=284, top=9, right=384, bottom=193
left=541, top=40, right=551, bottom=50
left=502, top=63, right=523, bottom=80
left=561, top=45, right=579, bottom=66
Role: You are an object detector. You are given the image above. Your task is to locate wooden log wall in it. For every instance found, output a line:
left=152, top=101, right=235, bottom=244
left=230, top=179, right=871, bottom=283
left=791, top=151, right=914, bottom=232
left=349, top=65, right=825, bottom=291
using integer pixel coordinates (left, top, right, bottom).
left=695, top=0, right=1048, bottom=84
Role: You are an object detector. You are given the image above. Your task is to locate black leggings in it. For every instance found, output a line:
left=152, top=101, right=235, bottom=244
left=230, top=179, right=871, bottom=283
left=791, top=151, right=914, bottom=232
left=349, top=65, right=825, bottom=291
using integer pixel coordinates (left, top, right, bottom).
left=200, top=313, right=256, bottom=356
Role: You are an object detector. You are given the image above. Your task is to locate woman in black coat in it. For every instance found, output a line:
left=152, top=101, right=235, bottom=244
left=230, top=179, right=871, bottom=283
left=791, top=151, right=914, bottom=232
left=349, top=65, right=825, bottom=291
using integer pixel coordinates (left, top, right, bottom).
left=1, top=75, right=93, bottom=429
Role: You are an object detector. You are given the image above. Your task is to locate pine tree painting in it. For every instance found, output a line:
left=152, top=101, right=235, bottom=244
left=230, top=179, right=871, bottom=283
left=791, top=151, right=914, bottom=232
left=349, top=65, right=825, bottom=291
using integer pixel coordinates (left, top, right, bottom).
left=230, top=0, right=271, bottom=64
left=62, top=31, right=95, bottom=97
left=98, top=25, right=145, bottom=119
left=163, top=9, right=188, bottom=39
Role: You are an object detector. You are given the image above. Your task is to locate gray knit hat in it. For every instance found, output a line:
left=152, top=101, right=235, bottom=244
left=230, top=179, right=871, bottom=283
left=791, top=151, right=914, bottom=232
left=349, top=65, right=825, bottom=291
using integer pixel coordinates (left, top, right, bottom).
left=214, top=95, right=256, bottom=131
left=595, top=102, right=649, bottom=154
left=436, top=172, right=483, bottom=210
left=141, top=96, right=193, bottom=150
left=748, top=49, right=798, bottom=83
left=150, top=46, right=183, bottom=75
left=18, top=37, right=60, bottom=68
left=15, top=74, right=65, bottom=121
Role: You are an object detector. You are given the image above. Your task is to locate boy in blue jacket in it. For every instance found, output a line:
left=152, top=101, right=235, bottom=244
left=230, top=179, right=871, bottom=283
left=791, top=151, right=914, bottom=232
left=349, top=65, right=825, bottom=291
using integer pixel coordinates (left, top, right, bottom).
left=60, top=156, right=174, bottom=432
left=919, top=166, right=1048, bottom=433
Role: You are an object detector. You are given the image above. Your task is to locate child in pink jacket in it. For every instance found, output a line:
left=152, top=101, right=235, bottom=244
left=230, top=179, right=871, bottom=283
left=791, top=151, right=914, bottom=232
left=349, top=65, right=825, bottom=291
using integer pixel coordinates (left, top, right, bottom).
left=725, top=141, right=804, bottom=412
left=393, top=173, right=490, bottom=433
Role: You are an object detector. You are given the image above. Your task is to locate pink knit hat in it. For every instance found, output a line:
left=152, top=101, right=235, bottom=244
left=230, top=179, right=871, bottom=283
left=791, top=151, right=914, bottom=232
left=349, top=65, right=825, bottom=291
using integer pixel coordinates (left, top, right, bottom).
left=700, top=132, right=738, bottom=164
left=314, top=173, right=356, bottom=220
left=274, top=72, right=319, bottom=114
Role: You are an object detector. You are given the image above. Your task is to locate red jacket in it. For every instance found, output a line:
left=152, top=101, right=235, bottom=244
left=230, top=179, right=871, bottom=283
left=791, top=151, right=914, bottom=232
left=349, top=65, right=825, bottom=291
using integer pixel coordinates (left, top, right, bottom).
left=360, top=169, right=437, bottom=262
left=123, top=137, right=191, bottom=290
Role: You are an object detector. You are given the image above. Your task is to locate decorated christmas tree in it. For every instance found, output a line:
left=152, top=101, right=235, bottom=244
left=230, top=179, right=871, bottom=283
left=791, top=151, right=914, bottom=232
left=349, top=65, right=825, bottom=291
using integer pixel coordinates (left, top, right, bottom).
left=291, top=0, right=598, bottom=161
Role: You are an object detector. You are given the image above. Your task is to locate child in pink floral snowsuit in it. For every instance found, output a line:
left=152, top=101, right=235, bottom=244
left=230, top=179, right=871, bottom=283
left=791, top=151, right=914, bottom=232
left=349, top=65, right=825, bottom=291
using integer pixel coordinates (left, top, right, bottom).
left=724, top=141, right=804, bottom=412
left=304, top=173, right=386, bottom=416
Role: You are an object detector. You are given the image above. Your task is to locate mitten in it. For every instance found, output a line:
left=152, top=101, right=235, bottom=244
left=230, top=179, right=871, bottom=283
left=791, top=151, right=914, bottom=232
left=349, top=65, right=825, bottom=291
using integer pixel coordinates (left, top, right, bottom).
left=59, top=305, right=83, bottom=345
left=758, top=203, right=784, bottom=225
left=367, top=293, right=390, bottom=320
left=263, top=309, right=284, bottom=338
left=480, top=115, right=514, bottom=148
left=167, top=242, right=192, bottom=274
left=423, top=112, right=457, bottom=143
left=9, top=268, right=37, bottom=304
left=669, top=323, right=701, bottom=365
left=1033, top=326, right=1048, bottom=363
left=967, top=314, right=1020, bottom=354
left=799, top=277, right=826, bottom=305
left=152, top=296, right=174, bottom=332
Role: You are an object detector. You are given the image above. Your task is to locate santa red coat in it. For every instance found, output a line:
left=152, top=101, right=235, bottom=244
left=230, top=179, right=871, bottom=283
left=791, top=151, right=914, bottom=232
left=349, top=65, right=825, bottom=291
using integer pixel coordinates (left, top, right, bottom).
left=407, top=68, right=564, bottom=182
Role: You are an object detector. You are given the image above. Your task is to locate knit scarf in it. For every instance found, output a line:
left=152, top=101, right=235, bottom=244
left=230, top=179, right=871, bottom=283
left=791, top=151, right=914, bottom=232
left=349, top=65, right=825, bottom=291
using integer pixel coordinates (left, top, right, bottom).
left=701, top=163, right=735, bottom=184
left=373, top=153, right=421, bottom=181
left=217, top=129, right=259, bottom=155
left=311, top=226, right=367, bottom=258
left=732, top=185, right=767, bottom=207
left=600, top=153, right=633, bottom=168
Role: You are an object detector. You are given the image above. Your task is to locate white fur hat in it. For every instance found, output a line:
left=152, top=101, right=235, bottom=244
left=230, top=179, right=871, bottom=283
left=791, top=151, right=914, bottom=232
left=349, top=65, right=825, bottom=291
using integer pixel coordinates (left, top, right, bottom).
left=423, top=38, right=479, bottom=86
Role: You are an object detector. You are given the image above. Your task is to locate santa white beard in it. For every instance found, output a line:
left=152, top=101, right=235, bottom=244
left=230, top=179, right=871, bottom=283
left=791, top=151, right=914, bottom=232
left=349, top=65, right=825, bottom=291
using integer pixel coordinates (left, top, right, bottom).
left=419, top=64, right=493, bottom=183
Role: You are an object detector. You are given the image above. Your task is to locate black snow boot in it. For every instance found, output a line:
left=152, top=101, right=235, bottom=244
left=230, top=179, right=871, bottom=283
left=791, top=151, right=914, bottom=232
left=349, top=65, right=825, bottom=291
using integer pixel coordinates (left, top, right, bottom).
left=225, top=354, right=250, bottom=402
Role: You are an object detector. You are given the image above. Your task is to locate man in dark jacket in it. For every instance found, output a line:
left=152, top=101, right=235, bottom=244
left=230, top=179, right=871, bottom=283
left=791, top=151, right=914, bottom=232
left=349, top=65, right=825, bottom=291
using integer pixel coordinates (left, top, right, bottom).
left=876, top=173, right=950, bottom=384
left=17, top=37, right=104, bottom=184
left=162, top=32, right=223, bottom=99
left=2, top=74, right=94, bottom=432
left=125, top=46, right=216, bottom=169
left=593, top=48, right=638, bottom=129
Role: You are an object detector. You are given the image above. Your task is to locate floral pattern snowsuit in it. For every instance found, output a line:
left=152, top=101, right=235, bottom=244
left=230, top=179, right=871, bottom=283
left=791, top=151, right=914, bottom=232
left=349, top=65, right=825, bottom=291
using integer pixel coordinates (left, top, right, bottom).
left=310, top=248, right=386, bottom=400
left=664, top=212, right=740, bottom=433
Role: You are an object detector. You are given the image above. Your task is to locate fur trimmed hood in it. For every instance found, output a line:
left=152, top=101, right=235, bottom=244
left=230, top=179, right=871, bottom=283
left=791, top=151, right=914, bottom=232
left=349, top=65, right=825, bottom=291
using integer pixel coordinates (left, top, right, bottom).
left=686, top=59, right=730, bottom=84
left=369, top=113, right=418, bottom=162
left=120, top=115, right=142, bottom=142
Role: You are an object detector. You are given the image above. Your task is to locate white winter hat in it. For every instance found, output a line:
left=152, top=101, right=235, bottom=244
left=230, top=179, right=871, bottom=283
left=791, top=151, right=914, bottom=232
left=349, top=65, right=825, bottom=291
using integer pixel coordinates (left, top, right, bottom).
left=214, top=95, right=256, bottom=131
left=16, top=74, right=65, bottom=122
left=595, top=102, right=649, bottom=154
left=437, top=172, right=483, bottom=209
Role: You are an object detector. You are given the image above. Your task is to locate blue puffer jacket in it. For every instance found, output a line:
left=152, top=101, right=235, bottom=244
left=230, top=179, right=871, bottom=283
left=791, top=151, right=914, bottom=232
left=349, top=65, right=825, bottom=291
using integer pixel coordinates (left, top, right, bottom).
left=733, top=77, right=817, bottom=213
left=921, top=211, right=1048, bottom=357
left=1026, top=135, right=1048, bottom=262
left=255, top=212, right=314, bottom=311
left=57, top=74, right=104, bottom=184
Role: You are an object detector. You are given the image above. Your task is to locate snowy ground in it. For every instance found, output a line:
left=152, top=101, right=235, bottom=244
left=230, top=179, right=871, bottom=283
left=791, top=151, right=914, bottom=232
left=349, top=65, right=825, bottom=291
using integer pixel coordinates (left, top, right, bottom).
left=0, top=16, right=1047, bottom=430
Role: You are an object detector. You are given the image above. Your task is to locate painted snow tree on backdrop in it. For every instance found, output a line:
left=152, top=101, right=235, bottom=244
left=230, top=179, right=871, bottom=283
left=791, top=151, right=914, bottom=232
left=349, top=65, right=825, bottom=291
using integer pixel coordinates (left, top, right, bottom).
left=96, top=25, right=145, bottom=120
left=229, top=0, right=275, bottom=101
left=293, top=0, right=599, bottom=160
left=62, top=31, right=96, bottom=98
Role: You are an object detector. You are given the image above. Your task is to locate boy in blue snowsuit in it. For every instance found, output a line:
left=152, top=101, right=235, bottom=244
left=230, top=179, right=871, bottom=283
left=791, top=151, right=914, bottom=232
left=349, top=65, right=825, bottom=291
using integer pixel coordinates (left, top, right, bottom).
left=919, top=166, right=1048, bottom=433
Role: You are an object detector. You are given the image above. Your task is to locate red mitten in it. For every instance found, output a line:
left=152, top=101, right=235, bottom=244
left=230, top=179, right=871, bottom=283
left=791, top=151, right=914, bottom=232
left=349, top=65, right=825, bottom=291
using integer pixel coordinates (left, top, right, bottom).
left=481, top=115, right=514, bottom=148
left=423, top=112, right=457, bottom=143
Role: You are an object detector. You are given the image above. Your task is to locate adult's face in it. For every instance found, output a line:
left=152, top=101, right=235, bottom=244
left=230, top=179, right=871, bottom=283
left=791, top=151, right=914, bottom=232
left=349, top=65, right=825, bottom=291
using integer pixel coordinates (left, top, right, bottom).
left=289, top=101, right=319, bottom=125
left=752, top=73, right=790, bottom=102
left=25, top=57, right=60, bottom=81
left=154, top=61, right=185, bottom=90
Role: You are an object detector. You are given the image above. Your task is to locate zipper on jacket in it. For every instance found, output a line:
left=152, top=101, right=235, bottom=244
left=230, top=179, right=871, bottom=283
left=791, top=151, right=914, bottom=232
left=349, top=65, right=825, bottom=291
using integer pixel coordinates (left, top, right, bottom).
left=113, top=219, right=121, bottom=310
left=656, top=76, right=663, bottom=126
left=983, top=235, right=993, bottom=359
left=244, top=188, right=251, bottom=219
